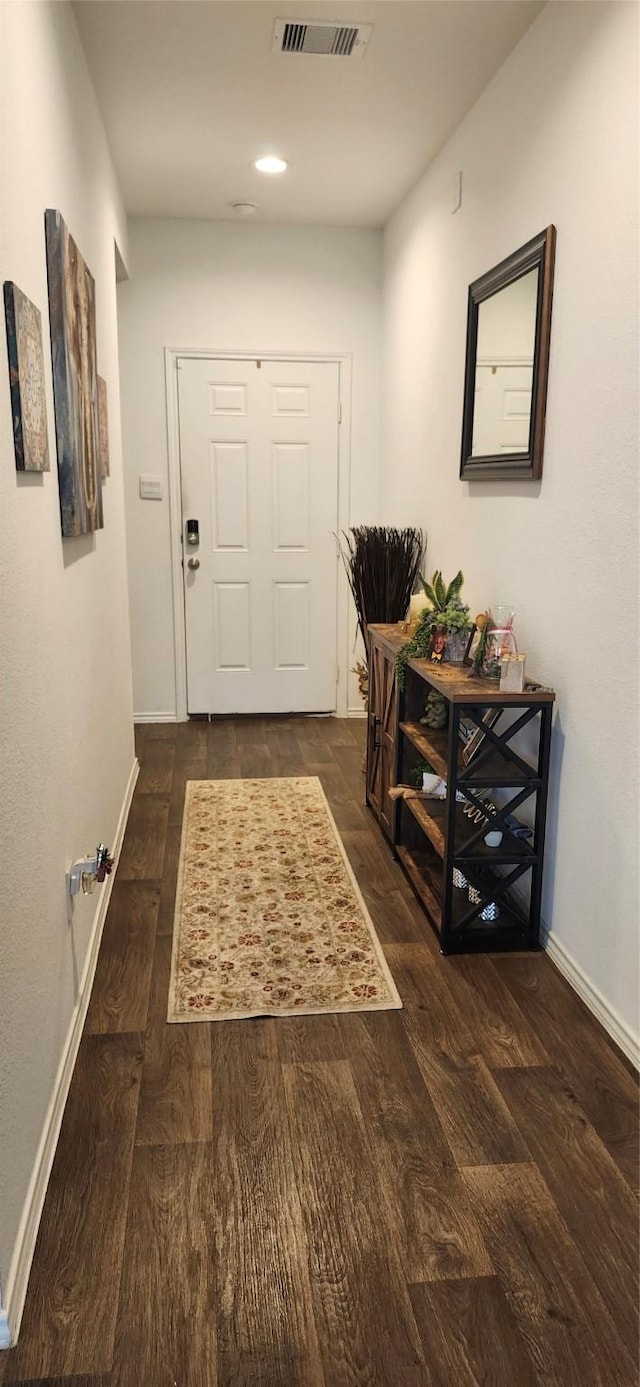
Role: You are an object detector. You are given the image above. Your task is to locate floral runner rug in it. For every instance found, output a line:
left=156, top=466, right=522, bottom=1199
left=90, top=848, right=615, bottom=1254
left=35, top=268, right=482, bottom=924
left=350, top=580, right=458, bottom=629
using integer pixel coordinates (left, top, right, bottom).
left=168, top=776, right=402, bottom=1022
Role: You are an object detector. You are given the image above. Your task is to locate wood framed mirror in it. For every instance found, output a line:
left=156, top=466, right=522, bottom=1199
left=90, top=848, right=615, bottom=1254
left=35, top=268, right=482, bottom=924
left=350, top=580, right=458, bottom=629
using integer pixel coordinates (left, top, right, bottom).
left=460, top=225, right=556, bottom=481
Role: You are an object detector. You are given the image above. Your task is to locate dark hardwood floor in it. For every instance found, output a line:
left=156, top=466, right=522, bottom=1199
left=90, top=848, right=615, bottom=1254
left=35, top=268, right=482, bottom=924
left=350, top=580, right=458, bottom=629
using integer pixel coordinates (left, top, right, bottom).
left=2, top=717, right=638, bottom=1386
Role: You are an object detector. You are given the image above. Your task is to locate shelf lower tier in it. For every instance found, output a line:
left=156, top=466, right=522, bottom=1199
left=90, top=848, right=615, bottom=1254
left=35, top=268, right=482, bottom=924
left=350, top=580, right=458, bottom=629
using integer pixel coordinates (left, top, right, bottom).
left=403, top=792, right=536, bottom=865
left=399, top=722, right=450, bottom=780
left=395, top=833, right=536, bottom=955
left=399, top=720, right=542, bottom=790
left=396, top=845, right=442, bottom=928
left=404, top=794, right=446, bottom=856
left=440, top=924, right=538, bottom=955
left=450, top=884, right=529, bottom=940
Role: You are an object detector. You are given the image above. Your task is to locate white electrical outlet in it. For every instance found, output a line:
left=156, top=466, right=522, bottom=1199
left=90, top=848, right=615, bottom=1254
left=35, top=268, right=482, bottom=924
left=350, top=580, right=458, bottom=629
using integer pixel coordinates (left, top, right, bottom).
left=67, top=853, right=97, bottom=896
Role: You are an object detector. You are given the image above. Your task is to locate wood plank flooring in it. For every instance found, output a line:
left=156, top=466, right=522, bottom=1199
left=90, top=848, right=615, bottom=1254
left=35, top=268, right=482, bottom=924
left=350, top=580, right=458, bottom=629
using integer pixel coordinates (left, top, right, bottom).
left=2, top=717, right=638, bottom=1387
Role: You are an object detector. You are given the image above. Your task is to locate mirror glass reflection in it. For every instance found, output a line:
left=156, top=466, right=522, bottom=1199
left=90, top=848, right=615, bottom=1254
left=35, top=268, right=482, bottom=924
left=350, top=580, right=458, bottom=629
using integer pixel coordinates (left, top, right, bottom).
left=471, top=267, right=539, bottom=457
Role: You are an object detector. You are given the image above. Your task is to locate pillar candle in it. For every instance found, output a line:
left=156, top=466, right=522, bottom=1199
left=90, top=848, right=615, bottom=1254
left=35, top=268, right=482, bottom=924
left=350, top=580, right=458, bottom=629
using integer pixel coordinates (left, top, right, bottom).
left=408, top=592, right=428, bottom=623
left=499, top=653, right=526, bottom=692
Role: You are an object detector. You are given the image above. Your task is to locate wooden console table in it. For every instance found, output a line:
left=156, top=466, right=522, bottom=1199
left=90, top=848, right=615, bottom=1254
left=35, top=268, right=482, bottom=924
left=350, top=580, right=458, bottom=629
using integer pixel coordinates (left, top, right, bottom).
left=366, top=624, right=555, bottom=955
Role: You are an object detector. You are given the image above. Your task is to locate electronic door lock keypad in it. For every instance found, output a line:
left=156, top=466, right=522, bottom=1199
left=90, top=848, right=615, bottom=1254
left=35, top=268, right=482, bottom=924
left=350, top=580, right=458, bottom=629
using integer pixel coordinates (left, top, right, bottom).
left=186, top=519, right=199, bottom=546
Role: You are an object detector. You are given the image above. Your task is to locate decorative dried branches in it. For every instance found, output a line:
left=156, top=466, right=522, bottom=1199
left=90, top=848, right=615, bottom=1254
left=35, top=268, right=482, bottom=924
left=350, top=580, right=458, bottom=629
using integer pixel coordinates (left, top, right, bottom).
left=340, top=526, right=424, bottom=660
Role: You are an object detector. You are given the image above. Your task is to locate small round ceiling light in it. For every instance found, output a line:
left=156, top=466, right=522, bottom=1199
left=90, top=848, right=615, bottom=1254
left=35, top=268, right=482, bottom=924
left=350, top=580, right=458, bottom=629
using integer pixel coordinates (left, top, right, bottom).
left=232, top=202, right=258, bottom=218
left=253, top=155, right=288, bottom=174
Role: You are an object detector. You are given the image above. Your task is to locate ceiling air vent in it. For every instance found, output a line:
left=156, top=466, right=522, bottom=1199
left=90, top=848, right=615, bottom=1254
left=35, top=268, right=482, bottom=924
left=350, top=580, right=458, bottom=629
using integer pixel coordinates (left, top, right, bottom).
left=272, top=18, right=372, bottom=58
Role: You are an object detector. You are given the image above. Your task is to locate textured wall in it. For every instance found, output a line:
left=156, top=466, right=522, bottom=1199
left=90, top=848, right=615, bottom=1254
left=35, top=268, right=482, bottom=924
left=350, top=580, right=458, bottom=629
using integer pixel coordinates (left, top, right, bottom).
left=381, top=2, right=639, bottom=1049
left=0, top=0, right=135, bottom=1306
left=117, top=219, right=382, bottom=717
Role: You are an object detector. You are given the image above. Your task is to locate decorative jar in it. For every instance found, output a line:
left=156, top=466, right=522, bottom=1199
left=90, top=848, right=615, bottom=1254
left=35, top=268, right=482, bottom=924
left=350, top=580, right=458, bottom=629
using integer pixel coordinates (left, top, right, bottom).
left=482, top=607, right=518, bottom=678
left=444, top=630, right=470, bottom=664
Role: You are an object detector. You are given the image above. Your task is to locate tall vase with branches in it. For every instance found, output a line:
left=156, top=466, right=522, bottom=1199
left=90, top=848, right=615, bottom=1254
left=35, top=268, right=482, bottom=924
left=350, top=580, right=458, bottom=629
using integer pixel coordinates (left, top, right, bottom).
left=341, top=526, right=424, bottom=703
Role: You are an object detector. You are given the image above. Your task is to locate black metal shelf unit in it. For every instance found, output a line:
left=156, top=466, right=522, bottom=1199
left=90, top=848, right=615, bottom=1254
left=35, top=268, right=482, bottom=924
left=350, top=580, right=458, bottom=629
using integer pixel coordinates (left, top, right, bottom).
left=396, top=666, right=553, bottom=955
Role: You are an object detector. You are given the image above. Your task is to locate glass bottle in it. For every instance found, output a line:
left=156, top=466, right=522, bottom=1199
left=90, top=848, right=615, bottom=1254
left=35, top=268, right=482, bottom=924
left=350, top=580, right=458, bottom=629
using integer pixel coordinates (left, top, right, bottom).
left=484, top=606, right=517, bottom=677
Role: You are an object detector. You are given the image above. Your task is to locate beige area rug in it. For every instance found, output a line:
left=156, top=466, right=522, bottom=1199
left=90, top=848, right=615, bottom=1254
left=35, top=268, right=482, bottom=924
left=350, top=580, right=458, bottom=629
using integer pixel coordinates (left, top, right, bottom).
left=168, top=776, right=402, bottom=1022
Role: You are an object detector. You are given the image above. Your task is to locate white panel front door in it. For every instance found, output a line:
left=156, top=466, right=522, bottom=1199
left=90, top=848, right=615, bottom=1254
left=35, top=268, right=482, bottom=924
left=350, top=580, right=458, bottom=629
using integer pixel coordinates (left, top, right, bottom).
left=472, top=363, right=533, bottom=454
left=178, top=357, right=340, bottom=714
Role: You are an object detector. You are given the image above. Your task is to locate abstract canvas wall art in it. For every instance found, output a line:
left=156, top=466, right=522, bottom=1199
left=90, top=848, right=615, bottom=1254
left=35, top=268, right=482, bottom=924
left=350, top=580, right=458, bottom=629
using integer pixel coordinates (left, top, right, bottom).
left=97, top=375, right=110, bottom=479
left=45, top=209, right=103, bottom=535
left=3, top=281, right=50, bottom=472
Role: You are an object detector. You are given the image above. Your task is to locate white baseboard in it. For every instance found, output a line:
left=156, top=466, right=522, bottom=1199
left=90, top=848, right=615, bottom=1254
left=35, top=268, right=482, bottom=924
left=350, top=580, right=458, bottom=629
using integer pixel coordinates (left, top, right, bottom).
left=137, top=710, right=366, bottom=722
left=2, top=757, right=140, bottom=1347
left=134, top=711, right=178, bottom=723
left=542, top=925, right=639, bottom=1070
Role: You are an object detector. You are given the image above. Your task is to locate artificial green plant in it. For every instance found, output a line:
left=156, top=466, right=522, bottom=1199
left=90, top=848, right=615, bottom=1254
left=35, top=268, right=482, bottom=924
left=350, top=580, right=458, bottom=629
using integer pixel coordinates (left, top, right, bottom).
left=409, top=758, right=437, bottom=786
left=396, top=569, right=473, bottom=688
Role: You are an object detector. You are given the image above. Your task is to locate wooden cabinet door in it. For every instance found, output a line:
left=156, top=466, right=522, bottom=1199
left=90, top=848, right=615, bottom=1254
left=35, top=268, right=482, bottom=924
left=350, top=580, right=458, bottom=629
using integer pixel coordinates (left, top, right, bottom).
left=366, top=639, right=398, bottom=841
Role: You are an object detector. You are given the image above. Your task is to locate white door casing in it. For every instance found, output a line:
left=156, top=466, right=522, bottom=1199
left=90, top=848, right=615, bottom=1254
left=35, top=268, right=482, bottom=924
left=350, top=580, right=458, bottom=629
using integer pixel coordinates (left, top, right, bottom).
left=178, top=357, right=340, bottom=714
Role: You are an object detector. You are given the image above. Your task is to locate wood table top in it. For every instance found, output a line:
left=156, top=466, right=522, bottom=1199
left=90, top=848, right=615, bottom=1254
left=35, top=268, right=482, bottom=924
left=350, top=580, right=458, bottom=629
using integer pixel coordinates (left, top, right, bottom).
left=368, top=624, right=556, bottom=704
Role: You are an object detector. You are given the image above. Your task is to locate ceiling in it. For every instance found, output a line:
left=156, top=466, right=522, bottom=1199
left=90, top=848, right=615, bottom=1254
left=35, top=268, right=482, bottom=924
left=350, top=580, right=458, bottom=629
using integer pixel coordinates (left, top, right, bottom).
left=73, top=0, right=544, bottom=227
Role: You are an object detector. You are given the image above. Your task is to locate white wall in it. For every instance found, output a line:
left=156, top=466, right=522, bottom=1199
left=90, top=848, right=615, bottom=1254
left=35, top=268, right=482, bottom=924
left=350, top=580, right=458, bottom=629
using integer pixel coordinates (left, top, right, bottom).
left=118, top=219, right=382, bottom=717
left=0, top=0, right=135, bottom=1336
left=382, top=1, right=639, bottom=1057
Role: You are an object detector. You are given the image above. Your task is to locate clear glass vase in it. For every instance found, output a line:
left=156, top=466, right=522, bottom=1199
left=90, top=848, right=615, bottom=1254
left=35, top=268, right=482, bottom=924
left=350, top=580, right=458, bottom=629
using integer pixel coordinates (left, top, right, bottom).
left=483, top=607, right=517, bottom=677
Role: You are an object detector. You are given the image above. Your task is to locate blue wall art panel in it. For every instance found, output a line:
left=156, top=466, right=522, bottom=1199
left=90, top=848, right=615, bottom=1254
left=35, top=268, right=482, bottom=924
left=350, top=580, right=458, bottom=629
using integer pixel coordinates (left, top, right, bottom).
left=3, top=281, right=50, bottom=472
left=45, top=209, right=103, bottom=536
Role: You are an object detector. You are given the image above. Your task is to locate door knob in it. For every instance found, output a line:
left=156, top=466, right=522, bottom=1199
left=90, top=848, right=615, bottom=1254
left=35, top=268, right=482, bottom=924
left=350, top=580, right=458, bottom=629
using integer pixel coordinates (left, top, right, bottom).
left=187, top=556, right=200, bottom=570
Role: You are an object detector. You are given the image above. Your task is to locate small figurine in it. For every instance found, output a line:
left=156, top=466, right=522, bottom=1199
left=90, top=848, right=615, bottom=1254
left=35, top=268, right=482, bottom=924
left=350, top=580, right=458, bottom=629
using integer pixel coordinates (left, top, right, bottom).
left=420, top=689, right=448, bottom=730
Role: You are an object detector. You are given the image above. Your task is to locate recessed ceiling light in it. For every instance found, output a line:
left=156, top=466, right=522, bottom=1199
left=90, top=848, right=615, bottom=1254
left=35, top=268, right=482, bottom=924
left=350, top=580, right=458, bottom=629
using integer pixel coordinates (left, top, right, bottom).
left=253, top=156, right=288, bottom=174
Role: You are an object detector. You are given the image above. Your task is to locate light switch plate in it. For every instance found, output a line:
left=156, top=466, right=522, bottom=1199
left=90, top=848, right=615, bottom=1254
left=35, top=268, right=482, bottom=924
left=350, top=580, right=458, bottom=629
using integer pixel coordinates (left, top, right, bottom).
left=139, top=474, right=163, bottom=501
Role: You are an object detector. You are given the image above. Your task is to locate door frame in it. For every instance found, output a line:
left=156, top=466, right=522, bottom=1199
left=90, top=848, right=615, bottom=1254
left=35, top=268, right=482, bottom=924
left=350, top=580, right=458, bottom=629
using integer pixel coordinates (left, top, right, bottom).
left=164, top=347, right=353, bottom=721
